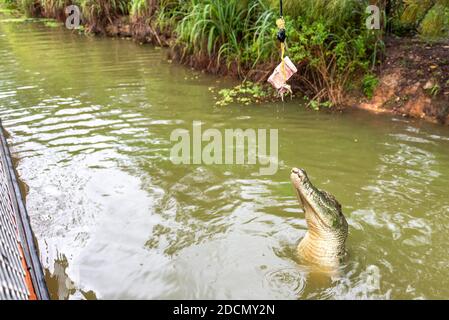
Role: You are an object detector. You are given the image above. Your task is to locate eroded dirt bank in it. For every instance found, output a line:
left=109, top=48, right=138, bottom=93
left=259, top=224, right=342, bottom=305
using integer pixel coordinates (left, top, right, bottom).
left=353, top=37, right=449, bottom=125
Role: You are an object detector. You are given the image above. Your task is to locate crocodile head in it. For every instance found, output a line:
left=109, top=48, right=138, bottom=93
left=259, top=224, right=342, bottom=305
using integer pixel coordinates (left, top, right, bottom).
left=290, top=167, right=348, bottom=267
left=290, top=168, right=347, bottom=232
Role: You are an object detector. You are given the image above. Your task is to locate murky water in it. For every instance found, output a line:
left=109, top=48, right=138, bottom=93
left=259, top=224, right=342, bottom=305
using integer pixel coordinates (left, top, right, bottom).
left=1, top=19, right=449, bottom=300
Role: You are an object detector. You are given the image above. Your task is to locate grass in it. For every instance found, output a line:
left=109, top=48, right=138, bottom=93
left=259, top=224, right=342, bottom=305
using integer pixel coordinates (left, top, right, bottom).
left=78, top=0, right=129, bottom=32
left=39, top=0, right=70, bottom=19
left=175, top=0, right=276, bottom=76
left=17, top=0, right=41, bottom=16
left=130, top=0, right=156, bottom=18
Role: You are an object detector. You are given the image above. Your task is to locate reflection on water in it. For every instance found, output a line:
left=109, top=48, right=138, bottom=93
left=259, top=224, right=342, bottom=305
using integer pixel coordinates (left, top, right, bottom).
left=1, top=19, right=449, bottom=299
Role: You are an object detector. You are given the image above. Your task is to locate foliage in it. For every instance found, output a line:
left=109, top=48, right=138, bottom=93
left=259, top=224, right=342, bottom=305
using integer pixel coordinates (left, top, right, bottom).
left=419, top=2, right=449, bottom=40
left=362, top=73, right=379, bottom=99
left=175, top=0, right=276, bottom=75
left=273, top=0, right=368, bottom=30
left=17, top=0, right=41, bottom=16
left=425, top=81, right=441, bottom=97
left=78, top=0, right=129, bottom=30
left=286, top=13, right=381, bottom=106
left=396, top=0, right=449, bottom=39
left=39, top=0, right=67, bottom=17
left=174, top=0, right=381, bottom=107
left=0, top=0, right=17, bottom=8
left=130, top=0, right=156, bottom=18
left=0, top=0, right=20, bottom=16
left=153, top=0, right=180, bottom=33
left=308, top=99, right=332, bottom=111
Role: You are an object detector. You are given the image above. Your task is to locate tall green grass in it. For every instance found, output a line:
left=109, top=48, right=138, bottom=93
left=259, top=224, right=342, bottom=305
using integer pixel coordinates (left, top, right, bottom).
left=153, top=0, right=181, bottom=32
left=79, top=0, right=129, bottom=28
left=130, top=0, right=154, bottom=18
left=39, top=0, right=70, bottom=19
left=17, top=0, right=41, bottom=16
left=175, top=0, right=276, bottom=75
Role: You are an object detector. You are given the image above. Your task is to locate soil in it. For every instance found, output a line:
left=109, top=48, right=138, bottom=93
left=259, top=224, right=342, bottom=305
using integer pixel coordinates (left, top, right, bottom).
left=352, top=37, right=449, bottom=125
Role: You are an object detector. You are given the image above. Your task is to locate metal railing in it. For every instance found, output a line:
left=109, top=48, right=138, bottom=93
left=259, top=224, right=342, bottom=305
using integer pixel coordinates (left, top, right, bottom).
left=0, top=121, right=49, bottom=300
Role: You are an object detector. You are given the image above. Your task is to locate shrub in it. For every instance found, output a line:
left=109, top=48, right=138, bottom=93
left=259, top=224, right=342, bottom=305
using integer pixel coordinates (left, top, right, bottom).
left=362, top=73, right=379, bottom=99
left=272, top=0, right=367, bottom=30
left=419, top=2, right=449, bottom=39
left=399, top=0, right=449, bottom=40
left=284, top=1, right=381, bottom=106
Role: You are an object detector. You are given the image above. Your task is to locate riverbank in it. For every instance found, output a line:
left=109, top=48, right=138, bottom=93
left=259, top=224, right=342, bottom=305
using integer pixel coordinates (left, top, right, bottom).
left=349, top=37, right=449, bottom=125
left=1, top=0, right=448, bottom=125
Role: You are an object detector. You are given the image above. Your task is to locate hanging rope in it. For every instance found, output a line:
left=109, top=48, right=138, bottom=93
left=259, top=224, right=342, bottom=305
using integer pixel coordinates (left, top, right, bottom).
left=276, top=17, right=287, bottom=84
left=276, top=0, right=290, bottom=100
left=268, top=0, right=297, bottom=100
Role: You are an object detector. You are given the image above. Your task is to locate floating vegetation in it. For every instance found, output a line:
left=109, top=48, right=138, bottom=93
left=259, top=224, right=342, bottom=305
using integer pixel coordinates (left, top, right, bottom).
left=215, top=81, right=275, bottom=107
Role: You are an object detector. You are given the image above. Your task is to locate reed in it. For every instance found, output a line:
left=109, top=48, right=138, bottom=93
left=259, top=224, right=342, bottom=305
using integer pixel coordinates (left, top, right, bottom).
left=17, top=0, right=41, bottom=16
left=175, top=0, right=275, bottom=75
left=78, top=0, right=129, bottom=32
left=39, top=0, right=70, bottom=20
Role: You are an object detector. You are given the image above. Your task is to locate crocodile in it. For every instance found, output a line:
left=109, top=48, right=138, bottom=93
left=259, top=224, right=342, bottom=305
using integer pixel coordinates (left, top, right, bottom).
left=290, top=168, right=348, bottom=268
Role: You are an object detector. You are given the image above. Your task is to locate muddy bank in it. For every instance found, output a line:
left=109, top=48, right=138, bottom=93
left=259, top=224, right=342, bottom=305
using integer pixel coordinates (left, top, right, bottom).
left=353, top=37, right=449, bottom=125
left=102, top=17, right=172, bottom=48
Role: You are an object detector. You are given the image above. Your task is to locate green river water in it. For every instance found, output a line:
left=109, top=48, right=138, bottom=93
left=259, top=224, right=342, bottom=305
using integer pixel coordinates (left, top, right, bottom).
left=1, top=19, right=449, bottom=300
